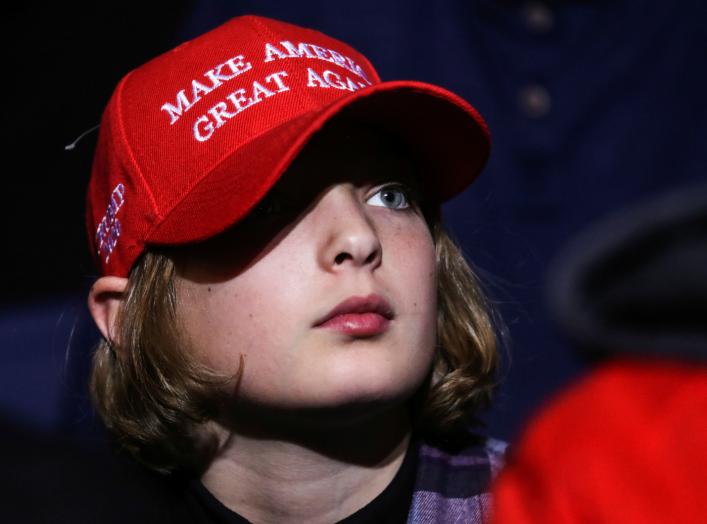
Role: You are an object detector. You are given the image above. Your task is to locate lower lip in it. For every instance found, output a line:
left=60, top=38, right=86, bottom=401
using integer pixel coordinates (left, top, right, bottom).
left=318, top=313, right=390, bottom=337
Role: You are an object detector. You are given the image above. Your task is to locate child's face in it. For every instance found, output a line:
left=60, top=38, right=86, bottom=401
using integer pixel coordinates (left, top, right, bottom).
left=175, top=128, right=438, bottom=421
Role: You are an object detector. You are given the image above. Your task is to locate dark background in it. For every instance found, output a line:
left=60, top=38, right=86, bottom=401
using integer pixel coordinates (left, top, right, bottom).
left=2, top=1, right=706, bottom=445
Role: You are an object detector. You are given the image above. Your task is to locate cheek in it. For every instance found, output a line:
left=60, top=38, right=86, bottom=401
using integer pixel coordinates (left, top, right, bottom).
left=386, top=220, right=437, bottom=302
left=382, top=219, right=438, bottom=344
left=174, top=280, right=268, bottom=374
left=175, top=256, right=310, bottom=378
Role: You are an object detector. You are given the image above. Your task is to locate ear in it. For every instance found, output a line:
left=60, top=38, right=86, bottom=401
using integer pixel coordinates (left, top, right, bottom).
left=88, top=276, right=129, bottom=343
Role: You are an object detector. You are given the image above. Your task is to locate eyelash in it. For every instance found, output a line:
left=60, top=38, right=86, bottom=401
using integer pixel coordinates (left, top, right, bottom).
left=250, top=182, right=419, bottom=222
left=366, top=183, right=417, bottom=211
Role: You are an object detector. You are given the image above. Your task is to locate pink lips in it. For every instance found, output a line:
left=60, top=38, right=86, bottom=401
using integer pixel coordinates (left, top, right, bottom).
left=315, top=294, right=394, bottom=337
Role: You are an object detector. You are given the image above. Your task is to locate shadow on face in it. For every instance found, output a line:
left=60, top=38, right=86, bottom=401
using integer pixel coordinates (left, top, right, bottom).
left=174, top=118, right=432, bottom=283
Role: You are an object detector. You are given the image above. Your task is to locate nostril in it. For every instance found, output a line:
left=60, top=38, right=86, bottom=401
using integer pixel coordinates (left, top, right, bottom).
left=334, top=253, right=349, bottom=265
left=364, top=251, right=377, bottom=264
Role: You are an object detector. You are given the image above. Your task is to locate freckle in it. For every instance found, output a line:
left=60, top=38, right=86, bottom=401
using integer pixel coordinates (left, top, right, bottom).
left=207, top=287, right=212, bottom=292
left=249, top=313, right=253, bottom=319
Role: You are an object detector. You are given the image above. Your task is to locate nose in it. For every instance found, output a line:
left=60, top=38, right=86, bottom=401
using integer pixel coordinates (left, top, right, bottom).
left=317, top=185, right=382, bottom=272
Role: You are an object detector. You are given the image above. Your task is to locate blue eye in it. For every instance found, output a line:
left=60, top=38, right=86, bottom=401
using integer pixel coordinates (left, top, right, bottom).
left=367, top=184, right=411, bottom=210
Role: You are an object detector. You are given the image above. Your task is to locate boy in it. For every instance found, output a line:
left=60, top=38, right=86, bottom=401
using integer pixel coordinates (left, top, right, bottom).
left=86, top=15, right=503, bottom=523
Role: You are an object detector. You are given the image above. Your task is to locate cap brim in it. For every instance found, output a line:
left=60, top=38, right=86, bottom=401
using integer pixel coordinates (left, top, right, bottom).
left=147, top=80, right=490, bottom=245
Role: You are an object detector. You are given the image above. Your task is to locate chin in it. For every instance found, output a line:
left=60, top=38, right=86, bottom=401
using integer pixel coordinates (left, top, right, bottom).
left=313, top=357, right=430, bottom=409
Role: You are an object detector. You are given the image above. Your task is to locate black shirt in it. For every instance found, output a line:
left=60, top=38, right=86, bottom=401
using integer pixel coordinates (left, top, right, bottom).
left=184, top=442, right=418, bottom=524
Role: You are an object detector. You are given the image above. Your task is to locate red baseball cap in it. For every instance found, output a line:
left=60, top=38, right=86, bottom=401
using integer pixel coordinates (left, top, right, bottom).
left=86, top=15, right=490, bottom=277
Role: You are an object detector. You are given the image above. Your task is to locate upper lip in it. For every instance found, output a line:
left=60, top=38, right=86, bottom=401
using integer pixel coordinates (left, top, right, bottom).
left=314, top=294, right=395, bottom=326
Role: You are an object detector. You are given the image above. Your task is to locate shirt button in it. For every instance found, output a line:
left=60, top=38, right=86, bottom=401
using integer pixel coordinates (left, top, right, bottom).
left=518, top=84, right=552, bottom=118
left=523, top=1, right=555, bottom=33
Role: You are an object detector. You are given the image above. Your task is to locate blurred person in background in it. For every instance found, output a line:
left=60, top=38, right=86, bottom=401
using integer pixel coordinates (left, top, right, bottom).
left=492, top=182, right=707, bottom=523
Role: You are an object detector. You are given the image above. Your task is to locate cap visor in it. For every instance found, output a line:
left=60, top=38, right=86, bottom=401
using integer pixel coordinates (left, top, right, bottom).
left=148, top=80, right=490, bottom=245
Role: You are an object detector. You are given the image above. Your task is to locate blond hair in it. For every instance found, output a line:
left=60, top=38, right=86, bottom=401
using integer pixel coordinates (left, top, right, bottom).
left=91, top=222, right=498, bottom=473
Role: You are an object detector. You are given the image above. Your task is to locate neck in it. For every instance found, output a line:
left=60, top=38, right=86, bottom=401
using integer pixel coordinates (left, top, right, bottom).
left=201, top=406, right=412, bottom=524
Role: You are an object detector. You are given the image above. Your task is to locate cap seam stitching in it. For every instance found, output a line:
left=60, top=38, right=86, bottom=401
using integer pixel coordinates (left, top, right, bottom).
left=144, top=15, right=283, bottom=240
left=115, top=69, right=163, bottom=221
left=248, top=15, right=281, bottom=41
left=148, top=107, right=321, bottom=236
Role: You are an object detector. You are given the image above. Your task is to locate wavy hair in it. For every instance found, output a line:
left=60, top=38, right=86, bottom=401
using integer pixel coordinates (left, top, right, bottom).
left=90, top=222, right=498, bottom=473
